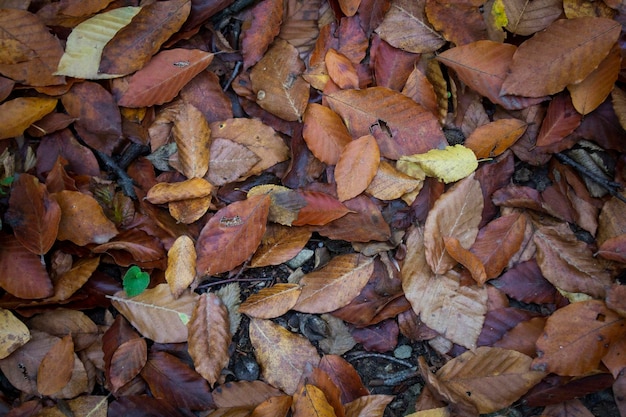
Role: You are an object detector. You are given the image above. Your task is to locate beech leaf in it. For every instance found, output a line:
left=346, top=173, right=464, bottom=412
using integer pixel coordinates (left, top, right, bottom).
left=335, top=135, right=380, bottom=201
left=0, top=97, right=58, bottom=140
left=240, top=283, right=302, bottom=319
left=0, top=308, right=30, bottom=359
left=250, top=224, right=312, bottom=268
left=37, top=335, right=75, bottom=396
left=165, top=235, right=197, bottom=298
left=302, top=103, right=352, bottom=165
left=398, top=145, right=478, bottom=184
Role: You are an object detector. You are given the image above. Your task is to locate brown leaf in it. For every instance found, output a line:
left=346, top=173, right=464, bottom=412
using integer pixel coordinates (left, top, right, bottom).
left=241, top=0, right=283, bottom=69
left=165, top=235, right=197, bottom=298
left=374, top=0, right=445, bottom=53
left=29, top=309, right=98, bottom=351
left=146, top=177, right=213, bottom=204
left=327, top=87, right=447, bottom=160
left=251, top=395, right=292, bottom=417
left=0, top=9, right=64, bottom=86
left=5, top=173, right=60, bottom=255
left=344, top=395, right=394, bottom=417
left=292, top=384, right=338, bottom=417
left=278, top=0, right=321, bottom=59
left=109, top=284, right=199, bottom=343
left=424, top=174, right=483, bottom=274
left=0, top=232, right=53, bottom=299
left=250, top=39, right=309, bottom=122
left=325, top=48, right=359, bottom=89
left=425, top=0, right=487, bottom=46
left=188, top=293, right=232, bottom=387
left=0, top=97, right=58, bottom=140
left=0, top=308, right=30, bottom=359
left=247, top=184, right=307, bottom=226
left=249, top=318, right=320, bottom=395
left=366, top=161, right=423, bottom=201
left=401, top=226, right=487, bottom=349
left=503, top=0, right=562, bottom=36
left=117, top=49, right=214, bottom=108
left=141, top=351, right=215, bottom=410
left=292, top=191, right=352, bottom=226
left=501, top=17, right=621, bottom=97
left=240, top=283, right=302, bottom=319
left=293, top=254, right=375, bottom=314
left=37, top=335, right=75, bottom=396
left=335, top=135, right=380, bottom=201
left=318, top=355, right=369, bottom=404
left=532, top=300, right=626, bottom=376
left=436, top=347, right=546, bottom=413
left=250, top=224, right=312, bottom=268
left=464, top=118, right=527, bottom=159
left=109, top=337, right=147, bottom=393
left=196, top=194, right=271, bottom=276
left=534, top=222, right=613, bottom=299
left=99, top=0, right=191, bottom=76
left=535, top=93, right=582, bottom=147
left=302, top=104, right=352, bottom=166
left=207, top=138, right=261, bottom=186
left=52, top=190, right=118, bottom=246
left=213, top=380, right=283, bottom=408
left=443, top=236, right=487, bottom=285
left=173, top=103, right=211, bottom=178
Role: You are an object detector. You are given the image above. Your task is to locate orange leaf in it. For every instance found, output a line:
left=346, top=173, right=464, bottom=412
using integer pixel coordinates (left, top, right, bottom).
left=344, top=395, right=394, bottom=417
left=99, top=0, right=191, bottom=76
left=0, top=97, right=58, bottom=140
left=424, top=174, right=483, bottom=274
left=188, top=293, right=231, bottom=387
left=251, top=395, right=292, bottom=416
left=292, top=191, right=352, bottom=226
left=248, top=184, right=307, bottom=226
left=426, top=0, right=487, bottom=46
left=293, top=254, right=374, bottom=314
left=0, top=233, right=53, bottom=299
left=173, top=103, right=211, bottom=178
left=45, top=256, right=101, bottom=304
left=327, top=87, right=447, bottom=159
left=501, top=17, right=621, bottom=97
left=338, top=0, right=360, bottom=16
left=302, top=103, right=352, bottom=165
left=436, top=347, right=546, bottom=413
left=168, top=195, right=212, bottom=224
left=250, top=224, right=312, bottom=268
left=52, top=190, right=118, bottom=246
left=464, top=118, right=527, bottom=159
left=165, top=235, right=197, bottom=298
left=240, top=283, right=302, bottom=319
left=292, top=384, right=337, bottom=417
left=241, top=0, right=283, bottom=69
left=146, top=177, right=213, bottom=204
left=535, top=93, right=582, bottom=147
left=37, top=335, right=75, bottom=396
left=6, top=173, right=60, bottom=255
left=249, top=38, right=310, bottom=121
left=325, top=48, right=359, bottom=89
left=117, top=49, right=214, bottom=107
left=335, top=135, right=380, bottom=201
left=443, top=236, right=487, bottom=285
left=532, top=300, right=626, bottom=376
left=249, top=318, right=320, bottom=395
left=196, top=194, right=271, bottom=276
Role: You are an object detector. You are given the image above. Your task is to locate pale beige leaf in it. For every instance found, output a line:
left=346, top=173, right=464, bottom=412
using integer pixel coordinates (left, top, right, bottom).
left=436, top=347, right=546, bottom=413
left=249, top=318, right=320, bottom=395
left=173, top=103, right=210, bottom=178
left=240, top=283, right=302, bottom=319
left=207, top=138, right=260, bottom=186
left=293, top=254, right=375, bottom=314
left=109, top=283, right=199, bottom=343
left=215, top=283, right=242, bottom=336
left=165, top=235, right=197, bottom=298
left=188, top=293, right=231, bottom=387
left=0, top=308, right=30, bottom=359
left=366, top=161, right=423, bottom=201
left=424, top=174, right=483, bottom=274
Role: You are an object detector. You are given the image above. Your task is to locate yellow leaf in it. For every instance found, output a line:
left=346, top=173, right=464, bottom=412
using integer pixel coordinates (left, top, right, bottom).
left=55, top=7, right=142, bottom=79
left=491, top=0, right=508, bottom=29
left=0, top=97, right=58, bottom=140
left=398, top=145, right=478, bottom=184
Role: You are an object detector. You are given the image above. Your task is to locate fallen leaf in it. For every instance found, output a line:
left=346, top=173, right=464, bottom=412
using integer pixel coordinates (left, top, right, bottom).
left=464, top=119, right=527, bottom=159
left=398, top=145, right=478, bottom=184
left=292, top=191, right=352, bottom=226
left=249, top=318, right=320, bottom=395
left=344, top=395, right=394, bottom=417
left=165, top=235, right=197, bottom=298
left=188, top=292, right=231, bottom=387
left=366, top=160, right=424, bottom=201
left=335, top=135, right=380, bottom=201
left=173, top=102, right=211, bottom=179
left=503, top=0, right=562, bottom=36
left=0, top=308, right=30, bottom=359
left=146, top=177, right=213, bottom=204
left=240, top=283, right=302, bottom=319
left=302, top=104, right=352, bottom=166
left=425, top=0, right=487, bottom=46
left=250, top=224, right=312, bottom=268
left=0, top=97, right=58, bottom=140
left=207, top=138, right=261, bottom=186
left=108, top=337, right=147, bottom=392
left=37, top=335, right=75, bottom=396
left=241, top=0, right=283, bottom=69
left=325, top=48, right=359, bottom=89
left=443, top=236, right=487, bottom=285
left=248, top=184, right=307, bottom=226
left=292, top=384, right=338, bottom=417
left=535, top=93, right=582, bottom=147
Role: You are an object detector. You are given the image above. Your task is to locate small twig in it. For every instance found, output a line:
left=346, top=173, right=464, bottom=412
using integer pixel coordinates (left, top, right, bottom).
left=554, top=152, right=626, bottom=204
left=197, top=276, right=274, bottom=289
left=223, top=61, right=242, bottom=92
left=346, top=352, right=420, bottom=387
left=117, top=142, right=150, bottom=170
left=93, top=148, right=137, bottom=199
left=345, top=352, right=415, bottom=369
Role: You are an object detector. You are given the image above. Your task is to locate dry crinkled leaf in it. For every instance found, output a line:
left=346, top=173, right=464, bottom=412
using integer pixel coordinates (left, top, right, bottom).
left=0, top=9, right=65, bottom=86
left=534, top=222, right=613, bottom=299
left=374, top=0, right=446, bottom=53
left=207, top=138, right=261, bottom=186
left=173, top=103, right=210, bottom=178
left=165, top=235, right=197, bottom=298
left=109, top=283, right=199, bottom=343
left=37, top=334, right=74, bottom=396
left=398, top=145, right=478, bottom=184
left=436, top=347, right=546, bottom=413
left=501, top=17, right=621, bottom=97
left=366, top=161, right=424, bottom=201
left=0, top=308, right=30, bottom=359
left=532, top=300, right=626, bottom=376
left=249, top=318, right=320, bottom=395
left=293, top=253, right=375, bottom=314
left=240, top=283, right=302, bottom=319
left=250, top=38, right=310, bottom=121
left=327, top=87, right=447, bottom=160
left=292, top=384, right=337, bottom=417
left=335, top=135, right=380, bottom=201
left=52, top=190, right=118, bottom=246
left=146, top=177, right=213, bottom=204
left=401, top=226, right=487, bottom=349
left=55, top=7, right=142, bottom=79
left=424, top=174, right=483, bottom=274
left=302, top=103, right=353, bottom=165
left=188, top=292, right=231, bottom=387
left=196, top=194, right=271, bottom=276
left=98, top=0, right=191, bottom=76
left=0, top=97, right=58, bottom=140
left=464, top=119, right=527, bottom=159
left=117, top=49, right=214, bottom=107
left=250, top=224, right=312, bottom=268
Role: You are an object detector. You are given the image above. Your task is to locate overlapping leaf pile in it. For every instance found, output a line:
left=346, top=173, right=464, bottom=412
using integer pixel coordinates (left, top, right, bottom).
left=0, top=0, right=626, bottom=416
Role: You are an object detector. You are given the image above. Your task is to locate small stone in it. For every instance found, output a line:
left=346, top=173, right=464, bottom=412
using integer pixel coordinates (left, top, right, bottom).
left=394, top=345, right=412, bottom=359
left=286, top=249, right=314, bottom=269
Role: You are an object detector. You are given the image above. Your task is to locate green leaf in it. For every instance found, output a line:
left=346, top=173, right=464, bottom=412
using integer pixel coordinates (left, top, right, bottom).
left=123, top=265, right=150, bottom=297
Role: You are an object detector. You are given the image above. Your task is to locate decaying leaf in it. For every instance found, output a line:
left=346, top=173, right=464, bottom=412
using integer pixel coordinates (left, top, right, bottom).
left=0, top=308, right=30, bottom=359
